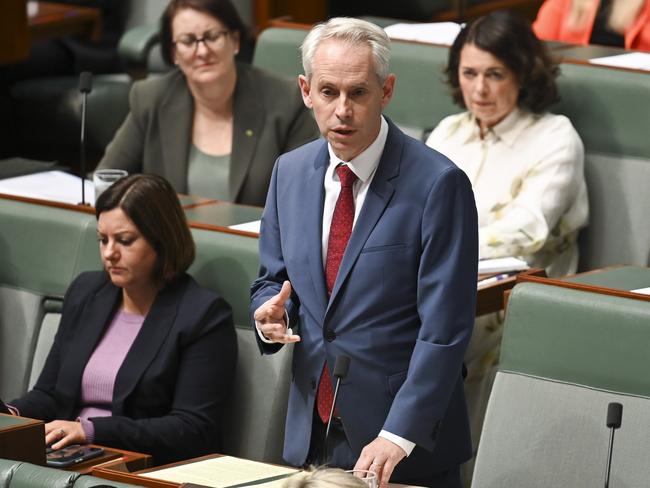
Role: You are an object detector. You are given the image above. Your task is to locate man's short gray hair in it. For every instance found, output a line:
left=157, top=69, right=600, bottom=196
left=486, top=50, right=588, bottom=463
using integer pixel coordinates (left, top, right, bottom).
left=300, top=17, right=391, bottom=82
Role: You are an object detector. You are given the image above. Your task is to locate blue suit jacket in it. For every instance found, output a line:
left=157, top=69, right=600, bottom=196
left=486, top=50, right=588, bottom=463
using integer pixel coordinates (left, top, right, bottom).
left=250, top=120, right=478, bottom=478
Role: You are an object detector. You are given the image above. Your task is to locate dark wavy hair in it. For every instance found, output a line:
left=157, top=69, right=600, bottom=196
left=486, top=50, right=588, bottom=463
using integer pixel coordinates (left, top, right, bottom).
left=160, top=0, right=248, bottom=66
left=95, top=174, right=195, bottom=285
left=446, top=10, right=559, bottom=113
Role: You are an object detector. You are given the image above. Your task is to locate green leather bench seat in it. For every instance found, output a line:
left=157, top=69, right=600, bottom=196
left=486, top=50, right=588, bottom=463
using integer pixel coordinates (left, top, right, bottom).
left=0, top=200, right=101, bottom=399
left=472, top=282, right=650, bottom=487
left=0, top=197, right=291, bottom=464
left=553, top=63, right=650, bottom=270
left=0, top=458, right=141, bottom=488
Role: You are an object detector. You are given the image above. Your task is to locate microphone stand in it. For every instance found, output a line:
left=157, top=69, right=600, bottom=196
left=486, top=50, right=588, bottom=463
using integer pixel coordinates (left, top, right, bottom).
left=78, top=71, right=92, bottom=206
left=323, top=355, right=350, bottom=465
left=604, top=402, right=623, bottom=488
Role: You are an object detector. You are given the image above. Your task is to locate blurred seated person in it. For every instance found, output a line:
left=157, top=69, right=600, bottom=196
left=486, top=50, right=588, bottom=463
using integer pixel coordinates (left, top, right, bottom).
left=97, top=0, right=318, bottom=206
left=283, top=467, right=366, bottom=488
left=6, top=174, right=236, bottom=465
left=427, top=10, right=588, bottom=278
left=533, top=0, right=650, bottom=52
left=426, top=10, right=589, bottom=462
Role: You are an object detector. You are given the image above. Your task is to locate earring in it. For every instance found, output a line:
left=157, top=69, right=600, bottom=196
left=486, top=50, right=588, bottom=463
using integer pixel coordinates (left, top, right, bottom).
left=234, top=49, right=239, bottom=55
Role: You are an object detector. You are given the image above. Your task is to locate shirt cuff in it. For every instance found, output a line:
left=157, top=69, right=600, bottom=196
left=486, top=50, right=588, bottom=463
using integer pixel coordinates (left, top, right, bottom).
left=6, top=404, right=19, bottom=416
left=379, top=430, right=415, bottom=457
left=255, top=310, right=291, bottom=344
left=78, top=417, right=95, bottom=444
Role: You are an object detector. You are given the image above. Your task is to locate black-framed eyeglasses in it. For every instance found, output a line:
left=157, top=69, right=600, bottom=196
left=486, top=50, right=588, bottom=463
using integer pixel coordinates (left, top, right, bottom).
left=173, top=28, right=231, bottom=54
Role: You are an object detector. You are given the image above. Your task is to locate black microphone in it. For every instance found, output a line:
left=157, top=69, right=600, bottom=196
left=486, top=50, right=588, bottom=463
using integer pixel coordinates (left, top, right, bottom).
left=604, top=402, right=623, bottom=488
left=78, top=71, right=93, bottom=206
left=323, top=355, right=350, bottom=463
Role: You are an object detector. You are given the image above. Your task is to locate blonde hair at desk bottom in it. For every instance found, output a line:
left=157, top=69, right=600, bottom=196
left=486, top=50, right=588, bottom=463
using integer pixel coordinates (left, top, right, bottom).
left=283, top=467, right=367, bottom=488
left=568, top=0, right=646, bottom=33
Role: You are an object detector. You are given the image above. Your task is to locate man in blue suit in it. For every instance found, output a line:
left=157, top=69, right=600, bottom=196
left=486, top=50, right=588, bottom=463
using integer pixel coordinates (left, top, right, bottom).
left=251, top=18, right=478, bottom=487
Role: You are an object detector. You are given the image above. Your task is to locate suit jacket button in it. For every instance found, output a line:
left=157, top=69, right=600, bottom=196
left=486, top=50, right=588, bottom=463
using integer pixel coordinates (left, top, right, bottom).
left=311, top=378, right=317, bottom=389
left=325, top=329, right=336, bottom=342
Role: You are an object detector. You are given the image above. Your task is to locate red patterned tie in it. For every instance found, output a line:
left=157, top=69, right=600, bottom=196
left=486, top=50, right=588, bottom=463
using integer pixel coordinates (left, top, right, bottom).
left=317, top=164, right=358, bottom=423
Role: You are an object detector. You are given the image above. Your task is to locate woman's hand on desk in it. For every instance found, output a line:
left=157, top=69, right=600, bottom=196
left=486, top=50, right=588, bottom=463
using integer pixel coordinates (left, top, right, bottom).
left=45, top=420, right=86, bottom=450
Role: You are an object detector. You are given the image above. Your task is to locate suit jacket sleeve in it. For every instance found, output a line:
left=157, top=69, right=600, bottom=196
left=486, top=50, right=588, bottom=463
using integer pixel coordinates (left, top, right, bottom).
left=96, top=80, right=146, bottom=174
left=250, top=158, right=300, bottom=355
left=383, top=166, right=478, bottom=450
left=90, top=294, right=236, bottom=464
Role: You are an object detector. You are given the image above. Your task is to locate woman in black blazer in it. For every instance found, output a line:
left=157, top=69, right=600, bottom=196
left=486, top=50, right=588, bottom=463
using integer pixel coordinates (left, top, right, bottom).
left=9, top=174, right=237, bottom=465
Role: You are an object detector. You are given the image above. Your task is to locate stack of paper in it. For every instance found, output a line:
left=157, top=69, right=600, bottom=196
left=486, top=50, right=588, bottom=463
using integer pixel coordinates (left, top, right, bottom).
left=0, top=170, right=94, bottom=206
left=384, top=22, right=461, bottom=45
left=478, top=257, right=529, bottom=274
left=589, top=52, right=650, bottom=71
left=142, top=456, right=300, bottom=488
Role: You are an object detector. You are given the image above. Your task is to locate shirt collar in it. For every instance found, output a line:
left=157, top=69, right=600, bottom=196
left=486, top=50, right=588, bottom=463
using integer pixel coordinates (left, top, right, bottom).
left=459, top=107, right=531, bottom=147
left=327, top=116, right=388, bottom=182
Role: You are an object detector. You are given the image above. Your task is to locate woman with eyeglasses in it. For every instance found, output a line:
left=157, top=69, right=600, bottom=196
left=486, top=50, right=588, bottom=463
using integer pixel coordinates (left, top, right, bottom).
left=97, top=0, right=318, bottom=206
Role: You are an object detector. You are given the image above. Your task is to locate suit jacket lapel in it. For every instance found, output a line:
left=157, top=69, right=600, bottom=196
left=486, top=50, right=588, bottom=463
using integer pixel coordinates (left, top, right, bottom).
left=159, top=71, right=192, bottom=193
left=327, top=122, right=402, bottom=310
left=230, top=64, right=265, bottom=201
left=58, top=280, right=120, bottom=419
left=304, top=143, right=329, bottom=316
left=112, top=280, right=181, bottom=412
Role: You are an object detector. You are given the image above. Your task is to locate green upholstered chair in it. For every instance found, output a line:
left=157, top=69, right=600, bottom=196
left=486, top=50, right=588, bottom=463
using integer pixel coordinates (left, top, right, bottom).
left=553, top=64, right=650, bottom=270
left=9, top=461, right=79, bottom=488
left=8, top=0, right=171, bottom=172
left=0, top=199, right=101, bottom=400
left=472, top=281, right=650, bottom=487
left=0, top=459, right=141, bottom=488
left=0, top=197, right=292, bottom=464
left=189, top=227, right=293, bottom=464
left=0, top=459, right=21, bottom=488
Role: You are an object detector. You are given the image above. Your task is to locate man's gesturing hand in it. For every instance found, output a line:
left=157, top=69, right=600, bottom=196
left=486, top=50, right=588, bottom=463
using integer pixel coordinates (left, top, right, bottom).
left=254, top=281, right=300, bottom=343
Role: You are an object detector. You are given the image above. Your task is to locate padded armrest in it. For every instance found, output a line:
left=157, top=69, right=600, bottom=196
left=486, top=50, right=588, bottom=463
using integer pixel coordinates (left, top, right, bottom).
left=118, top=23, right=161, bottom=73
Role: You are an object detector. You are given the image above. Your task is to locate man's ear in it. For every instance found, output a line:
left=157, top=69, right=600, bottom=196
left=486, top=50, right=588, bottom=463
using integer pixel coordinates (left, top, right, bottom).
left=298, top=75, right=313, bottom=109
left=381, top=73, right=396, bottom=108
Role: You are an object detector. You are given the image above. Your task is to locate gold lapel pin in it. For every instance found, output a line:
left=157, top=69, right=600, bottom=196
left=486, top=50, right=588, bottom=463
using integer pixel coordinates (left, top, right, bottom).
left=245, top=129, right=253, bottom=137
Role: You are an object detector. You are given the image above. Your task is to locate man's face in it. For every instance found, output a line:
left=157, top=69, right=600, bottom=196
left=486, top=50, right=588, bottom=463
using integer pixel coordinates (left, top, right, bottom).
left=299, top=40, right=395, bottom=162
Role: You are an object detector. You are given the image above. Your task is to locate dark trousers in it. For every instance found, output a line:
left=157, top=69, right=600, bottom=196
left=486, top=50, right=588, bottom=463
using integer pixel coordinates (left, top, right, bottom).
left=305, top=410, right=462, bottom=488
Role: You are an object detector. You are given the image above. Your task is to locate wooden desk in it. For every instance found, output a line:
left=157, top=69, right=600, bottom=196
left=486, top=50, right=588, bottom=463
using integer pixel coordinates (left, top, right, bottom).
left=517, top=265, right=650, bottom=303
left=29, top=1, right=102, bottom=44
left=92, top=453, right=423, bottom=488
left=66, top=445, right=152, bottom=475
left=0, top=413, right=45, bottom=465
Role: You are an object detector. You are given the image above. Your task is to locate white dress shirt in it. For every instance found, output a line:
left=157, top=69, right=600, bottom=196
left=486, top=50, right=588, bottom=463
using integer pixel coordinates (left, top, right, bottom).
left=427, top=108, right=589, bottom=277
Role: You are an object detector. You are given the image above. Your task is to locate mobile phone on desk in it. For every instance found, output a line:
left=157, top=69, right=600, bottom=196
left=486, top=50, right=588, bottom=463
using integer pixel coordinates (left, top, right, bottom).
left=46, top=444, right=104, bottom=467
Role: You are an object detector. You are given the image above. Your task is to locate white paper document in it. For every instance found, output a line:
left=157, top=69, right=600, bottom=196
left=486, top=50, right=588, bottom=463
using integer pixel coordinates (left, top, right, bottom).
left=0, top=170, right=94, bottom=205
left=478, top=257, right=529, bottom=274
left=142, top=456, right=299, bottom=487
left=384, top=22, right=461, bottom=46
left=589, top=52, right=650, bottom=71
left=631, top=286, right=650, bottom=295
left=228, top=220, right=261, bottom=234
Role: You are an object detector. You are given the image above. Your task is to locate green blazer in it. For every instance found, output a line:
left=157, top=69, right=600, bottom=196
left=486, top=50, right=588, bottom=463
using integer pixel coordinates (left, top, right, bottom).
left=97, top=63, right=318, bottom=206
